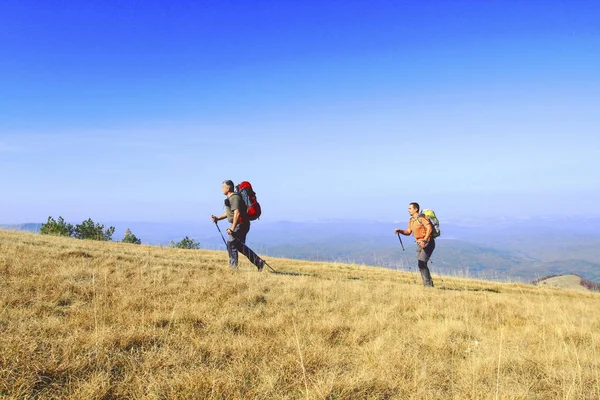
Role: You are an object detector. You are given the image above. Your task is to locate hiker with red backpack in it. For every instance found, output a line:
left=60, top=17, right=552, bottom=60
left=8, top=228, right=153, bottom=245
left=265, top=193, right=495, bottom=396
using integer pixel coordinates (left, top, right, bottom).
left=395, top=202, right=437, bottom=287
left=211, top=180, right=265, bottom=272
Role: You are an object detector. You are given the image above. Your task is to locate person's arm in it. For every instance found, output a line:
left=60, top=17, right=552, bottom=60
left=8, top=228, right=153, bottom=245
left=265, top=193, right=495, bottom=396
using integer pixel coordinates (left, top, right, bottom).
left=423, top=218, right=433, bottom=242
left=225, top=195, right=242, bottom=234
left=228, top=209, right=241, bottom=233
left=395, top=221, right=413, bottom=236
left=417, top=217, right=433, bottom=248
left=211, top=212, right=227, bottom=222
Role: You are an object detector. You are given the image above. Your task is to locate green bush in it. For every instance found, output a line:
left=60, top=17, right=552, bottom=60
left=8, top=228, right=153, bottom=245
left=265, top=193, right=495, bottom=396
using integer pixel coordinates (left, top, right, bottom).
left=40, top=216, right=73, bottom=237
left=122, top=228, right=141, bottom=245
left=169, top=236, right=200, bottom=250
left=74, top=218, right=115, bottom=241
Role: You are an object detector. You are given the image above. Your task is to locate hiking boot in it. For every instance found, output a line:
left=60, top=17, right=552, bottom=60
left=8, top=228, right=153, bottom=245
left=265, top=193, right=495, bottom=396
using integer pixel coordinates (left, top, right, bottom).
left=257, top=261, right=264, bottom=272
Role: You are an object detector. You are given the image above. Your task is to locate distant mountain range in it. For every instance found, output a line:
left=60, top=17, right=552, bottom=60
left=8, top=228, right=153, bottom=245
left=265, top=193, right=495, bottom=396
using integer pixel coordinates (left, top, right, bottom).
left=1, top=223, right=42, bottom=233
left=3, top=216, right=600, bottom=282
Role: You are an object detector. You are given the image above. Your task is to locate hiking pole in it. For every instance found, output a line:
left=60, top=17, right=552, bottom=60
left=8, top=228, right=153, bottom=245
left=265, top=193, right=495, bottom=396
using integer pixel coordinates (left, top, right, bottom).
left=214, top=221, right=276, bottom=273
left=397, top=233, right=417, bottom=284
left=213, top=221, right=311, bottom=276
left=229, top=234, right=315, bottom=277
left=397, top=233, right=405, bottom=251
left=214, top=220, right=234, bottom=262
left=229, top=234, right=277, bottom=273
left=427, top=257, right=446, bottom=287
left=214, top=221, right=228, bottom=247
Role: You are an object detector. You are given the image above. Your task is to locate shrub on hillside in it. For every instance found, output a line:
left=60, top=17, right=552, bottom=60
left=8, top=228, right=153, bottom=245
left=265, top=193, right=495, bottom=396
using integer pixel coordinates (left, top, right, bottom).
left=122, top=228, right=141, bottom=245
left=580, top=277, right=600, bottom=292
left=534, top=274, right=600, bottom=292
left=169, top=236, right=200, bottom=249
left=74, top=218, right=115, bottom=241
left=40, top=216, right=74, bottom=237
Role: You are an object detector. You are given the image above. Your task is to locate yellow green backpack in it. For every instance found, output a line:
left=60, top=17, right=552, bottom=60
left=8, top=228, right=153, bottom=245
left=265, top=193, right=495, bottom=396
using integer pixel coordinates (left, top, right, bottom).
left=420, top=209, right=441, bottom=238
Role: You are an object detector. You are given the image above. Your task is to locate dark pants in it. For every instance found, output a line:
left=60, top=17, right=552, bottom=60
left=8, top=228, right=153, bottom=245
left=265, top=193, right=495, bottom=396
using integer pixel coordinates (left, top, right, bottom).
left=226, top=223, right=263, bottom=270
left=416, top=240, right=435, bottom=287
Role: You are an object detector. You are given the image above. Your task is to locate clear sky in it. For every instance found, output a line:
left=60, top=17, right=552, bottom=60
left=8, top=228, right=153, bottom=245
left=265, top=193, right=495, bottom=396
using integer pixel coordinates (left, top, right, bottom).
left=1, top=0, right=599, bottom=224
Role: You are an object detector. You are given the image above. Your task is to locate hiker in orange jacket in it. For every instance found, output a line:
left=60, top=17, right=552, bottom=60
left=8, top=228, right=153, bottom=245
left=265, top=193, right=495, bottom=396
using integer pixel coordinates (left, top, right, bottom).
left=395, top=202, right=435, bottom=287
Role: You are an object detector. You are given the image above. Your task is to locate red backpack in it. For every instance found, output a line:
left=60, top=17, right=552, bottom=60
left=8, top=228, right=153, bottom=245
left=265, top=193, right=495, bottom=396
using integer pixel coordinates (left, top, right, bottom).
left=236, top=181, right=262, bottom=221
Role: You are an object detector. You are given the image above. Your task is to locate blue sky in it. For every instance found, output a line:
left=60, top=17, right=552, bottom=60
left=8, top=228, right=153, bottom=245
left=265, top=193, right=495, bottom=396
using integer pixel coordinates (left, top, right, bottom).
left=1, top=0, right=599, bottom=223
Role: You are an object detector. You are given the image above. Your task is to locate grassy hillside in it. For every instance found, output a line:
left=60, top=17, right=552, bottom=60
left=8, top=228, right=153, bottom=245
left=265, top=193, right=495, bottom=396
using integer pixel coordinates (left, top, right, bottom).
left=1, top=230, right=600, bottom=399
left=7, top=220, right=600, bottom=282
left=534, top=274, right=589, bottom=292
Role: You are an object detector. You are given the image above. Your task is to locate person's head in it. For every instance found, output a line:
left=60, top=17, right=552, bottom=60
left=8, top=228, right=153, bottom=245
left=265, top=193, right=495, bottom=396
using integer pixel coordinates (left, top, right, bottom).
left=408, top=202, right=420, bottom=216
left=222, top=180, right=235, bottom=195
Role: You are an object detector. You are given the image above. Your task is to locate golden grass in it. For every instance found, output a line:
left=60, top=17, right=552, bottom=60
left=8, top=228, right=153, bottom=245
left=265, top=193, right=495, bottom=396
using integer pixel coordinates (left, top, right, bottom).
left=1, top=229, right=600, bottom=399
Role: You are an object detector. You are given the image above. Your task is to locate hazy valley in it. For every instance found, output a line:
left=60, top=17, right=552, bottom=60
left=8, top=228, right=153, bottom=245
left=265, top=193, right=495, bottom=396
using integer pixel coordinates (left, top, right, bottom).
left=4, top=215, right=600, bottom=282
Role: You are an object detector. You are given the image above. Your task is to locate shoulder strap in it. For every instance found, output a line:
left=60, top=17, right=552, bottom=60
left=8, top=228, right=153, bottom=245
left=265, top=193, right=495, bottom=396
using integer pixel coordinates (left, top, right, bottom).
left=412, top=214, right=424, bottom=226
left=234, top=193, right=248, bottom=211
left=230, top=193, right=248, bottom=223
left=225, top=193, right=241, bottom=204
left=414, top=214, right=432, bottom=227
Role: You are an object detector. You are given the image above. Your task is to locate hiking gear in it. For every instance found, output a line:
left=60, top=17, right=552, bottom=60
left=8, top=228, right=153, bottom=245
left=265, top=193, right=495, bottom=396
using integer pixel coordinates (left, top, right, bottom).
left=397, top=233, right=405, bottom=251
left=416, top=209, right=441, bottom=238
left=214, top=221, right=234, bottom=267
left=236, top=181, right=261, bottom=221
left=228, top=224, right=260, bottom=269
left=397, top=233, right=417, bottom=284
left=229, top=232, right=274, bottom=272
left=213, top=221, right=274, bottom=272
left=214, top=218, right=308, bottom=277
left=426, top=257, right=446, bottom=287
left=224, top=194, right=247, bottom=223
left=214, top=221, right=227, bottom=247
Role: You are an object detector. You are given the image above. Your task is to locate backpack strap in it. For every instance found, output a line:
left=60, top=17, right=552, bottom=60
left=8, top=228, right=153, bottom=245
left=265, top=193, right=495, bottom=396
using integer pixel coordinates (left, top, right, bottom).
left=231, top=193, right=248, bottom=223
left=414, top=214, right=434, bottom=238
left=413, top=214, right=426, bottom=227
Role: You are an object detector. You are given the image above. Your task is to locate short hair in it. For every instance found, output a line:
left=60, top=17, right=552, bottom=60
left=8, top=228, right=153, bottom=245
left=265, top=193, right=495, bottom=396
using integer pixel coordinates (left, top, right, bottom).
left=409, top=202, right=420, bottom=212
left=222, top=180, right=235, bottom=192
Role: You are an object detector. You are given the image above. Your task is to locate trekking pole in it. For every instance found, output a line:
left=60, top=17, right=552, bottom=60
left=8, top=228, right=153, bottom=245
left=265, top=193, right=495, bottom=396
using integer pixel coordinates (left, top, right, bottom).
left=427, top=257, right=446, bottom=287
left=214, top=221, right=228, bottom=247
left=229, top=233, right=315, bottom=277
left=214, top=221, right=276, bottom=273
left=397, top=233, right=417, bottom=284
left=229, top=234, right=277, bottom=273
left=214, top=220, right=234, bottom=262
left=397, top=233, right=405, bottom=251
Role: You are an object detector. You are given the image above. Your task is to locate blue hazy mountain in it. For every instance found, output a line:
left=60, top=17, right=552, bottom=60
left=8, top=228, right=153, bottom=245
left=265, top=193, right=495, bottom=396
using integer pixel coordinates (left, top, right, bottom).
left=4, top=216, right=599, bottom=282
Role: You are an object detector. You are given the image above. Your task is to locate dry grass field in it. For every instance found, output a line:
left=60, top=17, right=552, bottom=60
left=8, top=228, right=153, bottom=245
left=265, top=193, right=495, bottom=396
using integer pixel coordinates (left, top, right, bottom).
left=1, top=229, right=600, bottom=399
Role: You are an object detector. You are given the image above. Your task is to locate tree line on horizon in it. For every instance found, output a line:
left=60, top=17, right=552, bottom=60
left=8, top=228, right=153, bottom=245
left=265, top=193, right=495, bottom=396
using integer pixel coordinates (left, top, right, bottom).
left=40, top=216, right=120, bottom=242
left=39, top=216, right=200, bottom=249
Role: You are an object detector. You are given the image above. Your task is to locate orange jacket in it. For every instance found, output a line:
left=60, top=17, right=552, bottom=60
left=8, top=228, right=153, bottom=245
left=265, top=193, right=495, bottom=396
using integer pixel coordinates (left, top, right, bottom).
left=409, top=215, right=432, bottom=240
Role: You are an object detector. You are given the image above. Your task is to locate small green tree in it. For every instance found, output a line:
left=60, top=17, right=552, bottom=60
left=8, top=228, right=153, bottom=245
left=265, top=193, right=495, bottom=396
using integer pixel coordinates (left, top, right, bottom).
left=74, top=218, right=115, bottom=241
left=39, top=216, right=73, bottom=237
left=122, top=228, right=141, bottom=245
left=169, top=236, right=200, bottom=249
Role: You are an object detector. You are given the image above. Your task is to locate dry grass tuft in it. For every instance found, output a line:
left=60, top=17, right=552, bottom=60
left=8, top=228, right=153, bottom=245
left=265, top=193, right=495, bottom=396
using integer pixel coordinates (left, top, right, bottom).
left=1, top=229, right=600, bottom=399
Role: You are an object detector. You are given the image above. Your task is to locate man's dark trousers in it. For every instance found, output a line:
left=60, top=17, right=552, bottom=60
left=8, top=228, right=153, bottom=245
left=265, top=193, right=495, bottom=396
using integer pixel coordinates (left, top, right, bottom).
left=226, top=222, right=263, bottom=269
left=416, top=240, right=435, bottom=287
